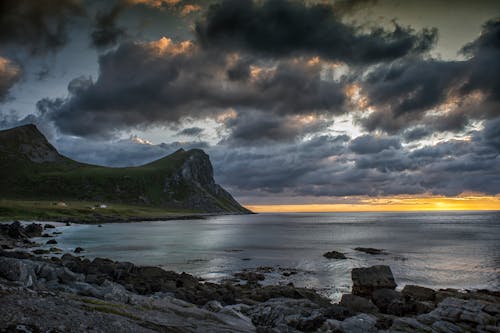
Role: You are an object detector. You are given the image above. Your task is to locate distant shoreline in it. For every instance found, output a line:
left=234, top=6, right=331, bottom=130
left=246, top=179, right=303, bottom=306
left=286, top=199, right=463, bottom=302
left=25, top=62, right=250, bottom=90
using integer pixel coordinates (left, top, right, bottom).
left=0, top=199, right=253, bottom=224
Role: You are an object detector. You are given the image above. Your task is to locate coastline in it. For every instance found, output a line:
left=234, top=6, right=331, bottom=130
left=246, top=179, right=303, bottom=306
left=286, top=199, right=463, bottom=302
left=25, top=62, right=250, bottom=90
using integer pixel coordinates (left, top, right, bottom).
left=0, top=221, right=498, bottom=332
left=0, top=199, right=253, bottom=224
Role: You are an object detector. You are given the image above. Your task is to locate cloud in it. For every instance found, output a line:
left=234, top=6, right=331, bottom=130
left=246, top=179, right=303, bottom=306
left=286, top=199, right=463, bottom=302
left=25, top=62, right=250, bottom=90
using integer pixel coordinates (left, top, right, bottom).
left=359, top=17, right=500, bottom=133
left=196, top=0, right=437, bottom=64
left=222, top=111, right=334, bottom=144
left=0, top=57, right=22, bottom=102
left=0, top=0, right=85, bottom=54
left=349, top=134, right=401, bottom=154
left=177, top=126, right=204, bottom=136
left=90, top=2, right=128, bottom=48
left=36, top=37, right=346, bottom=139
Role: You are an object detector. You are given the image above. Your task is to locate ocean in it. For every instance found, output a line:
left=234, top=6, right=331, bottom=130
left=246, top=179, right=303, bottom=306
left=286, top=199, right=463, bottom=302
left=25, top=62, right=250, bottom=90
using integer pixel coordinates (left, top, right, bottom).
left=44, top=211, right=500, bottom=301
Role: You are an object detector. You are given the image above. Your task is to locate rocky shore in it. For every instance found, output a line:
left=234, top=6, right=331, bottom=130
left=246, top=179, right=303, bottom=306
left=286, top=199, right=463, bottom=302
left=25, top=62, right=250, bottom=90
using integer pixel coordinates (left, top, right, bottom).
left=0, top=222, right=499, bottom=332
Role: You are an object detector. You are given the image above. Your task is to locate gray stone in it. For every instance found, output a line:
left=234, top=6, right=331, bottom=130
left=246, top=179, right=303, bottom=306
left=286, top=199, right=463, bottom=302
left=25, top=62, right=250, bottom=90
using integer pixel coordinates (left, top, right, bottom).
left=351, top=265, right=397, bottom=297
left=340, top=314, right=378, bottom=333
left=340, top=294, right=378, bottom=313
left=402, top=284, right=436, bottom=302
left=372, top=288, right=402, bottom=313
left=0, top=257, right=38, bottom=287
left=391, top=317, right=433, bottom=332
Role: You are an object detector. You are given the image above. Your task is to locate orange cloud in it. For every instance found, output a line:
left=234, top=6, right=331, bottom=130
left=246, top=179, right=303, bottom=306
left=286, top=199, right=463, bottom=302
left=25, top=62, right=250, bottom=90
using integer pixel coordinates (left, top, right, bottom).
left=181, top=4, right=201, bottom=16
left=147, top=37, right=194, bottom=55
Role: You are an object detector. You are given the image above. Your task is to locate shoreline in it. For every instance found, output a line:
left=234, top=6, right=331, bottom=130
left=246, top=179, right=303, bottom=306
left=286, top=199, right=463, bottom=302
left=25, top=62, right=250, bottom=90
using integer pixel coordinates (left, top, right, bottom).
left=0, top=199, right=254, bottom=224
left=0, top=221, right=498, bottom=332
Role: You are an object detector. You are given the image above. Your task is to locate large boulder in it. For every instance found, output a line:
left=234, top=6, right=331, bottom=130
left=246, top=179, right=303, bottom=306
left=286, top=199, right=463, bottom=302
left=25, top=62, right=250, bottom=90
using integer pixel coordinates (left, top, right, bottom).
left=340, top=294, right=378, bottom=313
left=371, top=288, right=402, bottom=313
left=23, top=223, right=43, bottom=237
left=402, top=284, right=436, bottom=302
left=0, top=257, right=38, bottom=287
left=351, top=265, right=397, bottom=297
left=323, top=251, right=347, bottom=260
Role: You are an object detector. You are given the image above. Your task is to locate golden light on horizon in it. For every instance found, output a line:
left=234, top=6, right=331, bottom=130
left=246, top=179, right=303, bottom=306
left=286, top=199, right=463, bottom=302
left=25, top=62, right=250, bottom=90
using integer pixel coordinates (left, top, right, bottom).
left=245, top=195, right=500, bottom=213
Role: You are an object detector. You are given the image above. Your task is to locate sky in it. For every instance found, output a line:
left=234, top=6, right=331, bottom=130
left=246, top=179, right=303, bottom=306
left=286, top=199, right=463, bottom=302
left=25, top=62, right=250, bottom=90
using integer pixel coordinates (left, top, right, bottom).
left=0, top=0, right=499, bottom=211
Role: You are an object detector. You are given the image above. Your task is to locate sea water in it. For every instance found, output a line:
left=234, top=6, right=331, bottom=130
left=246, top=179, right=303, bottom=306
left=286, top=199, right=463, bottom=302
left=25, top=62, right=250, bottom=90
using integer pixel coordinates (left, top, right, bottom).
left=48, top=211, right=500, bottom=300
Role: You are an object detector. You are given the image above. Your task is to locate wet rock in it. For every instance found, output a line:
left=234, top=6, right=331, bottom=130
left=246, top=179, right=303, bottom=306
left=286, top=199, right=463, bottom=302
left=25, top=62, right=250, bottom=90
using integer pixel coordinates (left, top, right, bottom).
left=32, top=249, right=50, bottom=255
left=234, top=270, right=265, bottom=283
left=1, top=221, right=42, bottom=240
left=44, top=224, right=56, bottom=229
left=41, top=234, right=52, bottom=238
left=340, top=294, right=378, bottom=313
left=323, top=250, right=347, bottom=260
left=50, top=247, right=62, bottom=253
left=351, top=265, right=397, bottom=297
left=354, top=247, right=387, bottom=255
left=46, top=239, right=57, bottom=245
left=24, top=223, right=44, bottom=237
left=371, top=288, right=403, bottom=313
left=402, top=284, right=436, bottom=302
left=74, top=247, right=84, bottom=253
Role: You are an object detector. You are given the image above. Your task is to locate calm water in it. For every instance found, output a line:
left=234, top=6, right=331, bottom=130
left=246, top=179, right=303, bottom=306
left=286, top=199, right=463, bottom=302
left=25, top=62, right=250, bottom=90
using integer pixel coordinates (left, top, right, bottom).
left=43, top=211, right=500, bottom=300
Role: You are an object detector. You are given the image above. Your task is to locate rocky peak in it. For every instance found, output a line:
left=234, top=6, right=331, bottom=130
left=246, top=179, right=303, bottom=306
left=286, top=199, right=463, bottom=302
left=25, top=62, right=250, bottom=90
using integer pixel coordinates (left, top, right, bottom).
left=180, top=149, right=216, bottom=189
left=0, top=124, right=63, bottom=163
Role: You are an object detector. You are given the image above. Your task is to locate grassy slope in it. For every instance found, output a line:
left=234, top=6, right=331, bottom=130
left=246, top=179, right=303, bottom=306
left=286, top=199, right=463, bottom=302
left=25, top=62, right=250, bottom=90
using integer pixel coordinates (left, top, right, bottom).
left=0, top=200, right=200, bottom=223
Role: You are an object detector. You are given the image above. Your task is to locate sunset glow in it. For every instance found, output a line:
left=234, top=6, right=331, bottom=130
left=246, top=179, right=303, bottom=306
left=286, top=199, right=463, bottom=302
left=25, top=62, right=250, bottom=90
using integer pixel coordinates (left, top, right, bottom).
left=246, top=195, right=500, bottom=212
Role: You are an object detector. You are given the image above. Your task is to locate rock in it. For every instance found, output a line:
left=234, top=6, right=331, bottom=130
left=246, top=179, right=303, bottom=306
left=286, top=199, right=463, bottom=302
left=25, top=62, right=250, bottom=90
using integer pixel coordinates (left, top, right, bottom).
left=339, top=314, right=378, bottom=333
left=390, top=317, right=432, bottom=332
left=371, top=288, right=402, bottom=313
left=32, top=249, right=50, bottom=255
left=50, top=247, right=62, bottom=253
left=323, top=250, right=347, bottom=259
left=74, top=247, right=85, bottom=253
left=44, top=224, right=56, bottom=229
left=24, top=223, right=43, bottom=237
left=243, top=297, right=328, bottom=332
left=234, top=271, right=265, bottom=283
left=351, top=265, right=397, bottom=297
left=0, top=257, right=38, bottom=287
left=354, top=247, right=387, bottom=255
left=46, top=239, right=57, bottom=245
left=1, top=221, right=42, bottom=240
left=41, top=234, right=52, bottom=238
left=402, top=284, right=436, bottom=302
left=340, top=294, right=378, bottom=313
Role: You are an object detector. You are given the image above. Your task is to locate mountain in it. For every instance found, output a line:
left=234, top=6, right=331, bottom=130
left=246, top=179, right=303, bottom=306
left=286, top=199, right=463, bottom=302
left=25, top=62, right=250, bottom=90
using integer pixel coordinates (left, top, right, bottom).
left=0, top=124, right=250, bottom=214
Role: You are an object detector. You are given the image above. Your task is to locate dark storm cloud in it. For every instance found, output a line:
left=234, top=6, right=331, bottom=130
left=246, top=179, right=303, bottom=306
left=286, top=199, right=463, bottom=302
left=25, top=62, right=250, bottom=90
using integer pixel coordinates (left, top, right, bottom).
left=349, top=134, right=401, bottom=154
left=196, top=0, right=437, bottom=64
left=222, top=111, right=334, bottom=144
left=402, top=127, right=431, bottom=142
left=360, top=17, right=500, bottom=133
left=0, top=57, right=22, bottom=102
left=90, top=2, right=128, bottom=48
left=0, top=0, right=85, bottom=54
left=177, top=126, right=204, bottom=136
left=36, top=39, right=346, bottom=138
left=213, top=122, right=500, bottom=197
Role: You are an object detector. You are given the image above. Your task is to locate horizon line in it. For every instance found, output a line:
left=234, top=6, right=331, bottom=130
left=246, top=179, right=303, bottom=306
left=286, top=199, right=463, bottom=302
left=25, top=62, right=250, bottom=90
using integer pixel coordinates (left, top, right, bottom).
left=244, top=195, right=500, bottom=213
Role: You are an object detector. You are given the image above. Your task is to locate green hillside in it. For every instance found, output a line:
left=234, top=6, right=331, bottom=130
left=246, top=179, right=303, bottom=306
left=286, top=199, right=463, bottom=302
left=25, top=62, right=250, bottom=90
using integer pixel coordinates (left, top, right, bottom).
left=0, top=124, right=250, bottom=220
